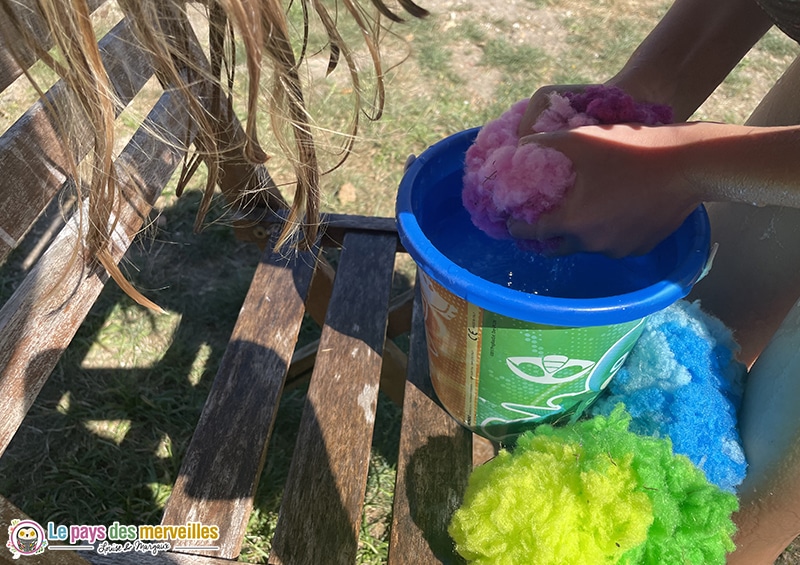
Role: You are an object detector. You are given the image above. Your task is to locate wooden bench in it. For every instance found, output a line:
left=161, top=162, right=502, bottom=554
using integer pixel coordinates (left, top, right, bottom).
left=0, top=3, right=484, bottom=564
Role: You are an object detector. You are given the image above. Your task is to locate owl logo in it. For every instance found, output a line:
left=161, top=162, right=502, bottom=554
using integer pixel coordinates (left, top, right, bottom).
left=6, top=519, right=47, bottom=558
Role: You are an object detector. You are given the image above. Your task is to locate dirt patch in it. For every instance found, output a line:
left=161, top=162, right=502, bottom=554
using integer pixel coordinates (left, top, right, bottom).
left=434, top=0, right=568, bottom=53
left=424, top=0, right=568, bottom=102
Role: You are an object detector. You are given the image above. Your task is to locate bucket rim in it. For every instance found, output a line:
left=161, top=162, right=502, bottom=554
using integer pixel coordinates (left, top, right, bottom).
left=396, top=127, right=711, bottom=327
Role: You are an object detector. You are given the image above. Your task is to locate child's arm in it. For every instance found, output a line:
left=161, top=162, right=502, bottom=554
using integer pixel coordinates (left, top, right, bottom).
left=509, top=121, right=800, bottom=256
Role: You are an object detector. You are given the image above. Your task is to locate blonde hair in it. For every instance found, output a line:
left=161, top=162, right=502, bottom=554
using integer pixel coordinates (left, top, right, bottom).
left=0, top=0, right=426, bottom=309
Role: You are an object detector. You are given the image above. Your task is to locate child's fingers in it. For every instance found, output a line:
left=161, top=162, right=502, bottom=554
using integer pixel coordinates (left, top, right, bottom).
left=507, top=210, right=571, bottom=247
left=517, top=91, right=553, bottom=135
left=518, top=130, right=571, bottom=154
left=506, top=217, right=538, bottom=240
left=506, top=216, right=561, bottom=241
left=517, top=84, right=599, bottom=136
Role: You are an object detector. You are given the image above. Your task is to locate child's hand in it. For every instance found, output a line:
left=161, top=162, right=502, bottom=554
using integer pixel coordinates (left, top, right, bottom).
left=509, top=123, right=702, bottom=257
left=517, top=84, right=599, bottom=136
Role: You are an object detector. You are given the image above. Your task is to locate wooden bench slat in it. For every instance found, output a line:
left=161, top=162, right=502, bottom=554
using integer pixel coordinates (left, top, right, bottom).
left=300, top=252, right=408, bottom=353
left=83, top=553, right=233, bottom=565
left=388, top=282, right=472, bottom=565
left=0, top=17, right=155, bottom=262
left=0, top=0, right=107, bottom=93
left=387, top=288, right=415, bottom=338
left=0, top=89, right=190, bottom=457
left=160, top=244, right=319, bottom=559
left=285, top=336, right=407, bottom=406
left=269, top=231, right=398, bottom=565
left=287, top=287, right=413, bottom=400
left=319, top=214, right=402, bottom=250
left=235, top=211, right=405, bottom=252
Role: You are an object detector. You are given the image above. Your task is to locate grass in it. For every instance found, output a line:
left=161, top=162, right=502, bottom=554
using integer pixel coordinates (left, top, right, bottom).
left=2, top=0, right=800, bottom=563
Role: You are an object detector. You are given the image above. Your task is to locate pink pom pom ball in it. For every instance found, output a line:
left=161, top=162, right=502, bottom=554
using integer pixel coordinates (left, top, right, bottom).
left=462, top=86, right=673, bottom=248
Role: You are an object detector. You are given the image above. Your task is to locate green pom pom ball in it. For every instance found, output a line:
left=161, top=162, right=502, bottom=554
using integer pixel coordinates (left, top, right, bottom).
left=449, top=406, right=738, bottom=565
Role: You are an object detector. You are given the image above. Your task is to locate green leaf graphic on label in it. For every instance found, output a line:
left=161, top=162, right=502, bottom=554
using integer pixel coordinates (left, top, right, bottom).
left=477, top=318, right=648, bottom=441
left=507, top=355, right=595, bottom=384
left=586, top=318, right=646, bottom=391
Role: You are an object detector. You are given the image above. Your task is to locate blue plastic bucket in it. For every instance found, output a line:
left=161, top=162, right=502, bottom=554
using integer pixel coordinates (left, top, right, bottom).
left=396, top=128, right=711, bottom=440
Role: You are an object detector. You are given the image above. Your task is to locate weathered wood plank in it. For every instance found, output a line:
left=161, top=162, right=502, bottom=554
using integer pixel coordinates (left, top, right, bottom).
left=303, top=254, right=336, bottom=328
left=286, top=340, right=319, bottom=383
left=388, top=282, right=472, bottom=565
left=286, top=336, right=407, bottom=406
left=0, top=0, right=107, bottom=92
left=472, top=434, right=498, bottom=467
left=160, top=243, right=318, bottom=559
left=270, top=232, right=397, bottom=565
left=387, top=288, right=414, bottom=338
left=286, top=287, right=413, bottom=404
left=0, top=17, right=155, bottom=262
left=319, top=214, right=400, bottom=250
left=84, top=553, right=234, bottom=565
left=234, top=210, right=404, bottom=251
left=245, top=211, right=397, bottom=238
left=0, top=90, right=190, bottom=457
left=380, top=338, right=408, bottom=406
left=304, top=264, right=411, bottom=338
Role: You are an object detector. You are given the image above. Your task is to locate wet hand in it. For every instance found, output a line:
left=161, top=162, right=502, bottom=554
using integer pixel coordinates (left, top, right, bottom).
left=517, top=84, right=599, bottom=136
left=510, top=123, right=703, bottom=257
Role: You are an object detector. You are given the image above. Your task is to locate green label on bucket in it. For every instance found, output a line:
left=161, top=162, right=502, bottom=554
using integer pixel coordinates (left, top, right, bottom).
left=418, top=270, right=646, bottom=442
left=473, top=312, right=645, bottom=441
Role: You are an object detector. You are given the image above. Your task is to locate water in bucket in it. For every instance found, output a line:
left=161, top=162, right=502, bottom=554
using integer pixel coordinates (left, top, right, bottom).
left=426, top=178, right=676, bottom=298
